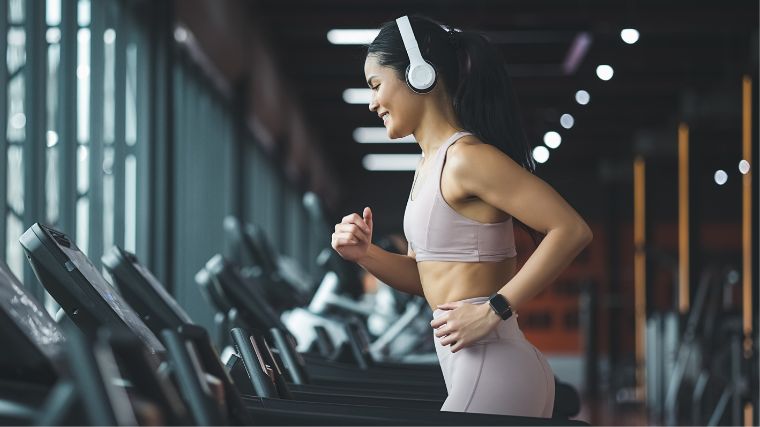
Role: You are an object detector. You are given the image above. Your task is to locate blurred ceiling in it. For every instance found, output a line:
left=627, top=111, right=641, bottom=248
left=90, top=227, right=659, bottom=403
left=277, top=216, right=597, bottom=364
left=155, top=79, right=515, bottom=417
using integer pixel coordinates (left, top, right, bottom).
left=242, top=1, right=757, bottom=231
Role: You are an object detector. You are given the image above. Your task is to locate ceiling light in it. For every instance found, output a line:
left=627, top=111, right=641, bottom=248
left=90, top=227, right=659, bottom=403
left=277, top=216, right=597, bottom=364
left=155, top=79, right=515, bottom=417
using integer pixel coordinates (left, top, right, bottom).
left=327, top=29, right=380, bottom=45
left=575, top=90, right=590, bottom=105
left=544, top=132, right=562, bottom=149
left=596, top=65, right=614, bottom=81
left=532, top=146, right=550, bottom=164
left=343, top=88, right=372, bottom=104
left=560, top=114, right=574, bottom=129
left=714, top=170, right=728, bottom=185
left=620, top=29, right=640, bottom=44
left=363, top=154, right=421, bottom=171
left=739, top=160, right=751, bottom=175
left=353, top=128, right=415, bottom=143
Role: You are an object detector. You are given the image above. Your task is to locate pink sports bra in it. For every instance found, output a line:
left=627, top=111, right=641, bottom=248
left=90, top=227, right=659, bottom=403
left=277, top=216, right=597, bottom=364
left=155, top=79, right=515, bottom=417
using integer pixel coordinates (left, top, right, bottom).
left=403, top=131, right=517, bottom=263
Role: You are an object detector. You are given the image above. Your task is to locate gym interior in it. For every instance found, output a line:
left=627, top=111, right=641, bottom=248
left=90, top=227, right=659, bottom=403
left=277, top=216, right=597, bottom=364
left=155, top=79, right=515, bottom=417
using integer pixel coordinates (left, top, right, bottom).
left=0, top=0, right=757, bottom=425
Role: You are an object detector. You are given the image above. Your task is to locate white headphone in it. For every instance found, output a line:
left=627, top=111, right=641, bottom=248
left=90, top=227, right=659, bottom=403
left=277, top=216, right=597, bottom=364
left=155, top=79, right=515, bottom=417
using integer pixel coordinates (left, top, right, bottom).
left=396, top=16, right=437, bottom=94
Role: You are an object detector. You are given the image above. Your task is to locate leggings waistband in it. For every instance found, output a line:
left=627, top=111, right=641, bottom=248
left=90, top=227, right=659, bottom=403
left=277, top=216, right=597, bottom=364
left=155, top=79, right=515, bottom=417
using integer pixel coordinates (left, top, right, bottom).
left=432, top=296, right=497, bottom=318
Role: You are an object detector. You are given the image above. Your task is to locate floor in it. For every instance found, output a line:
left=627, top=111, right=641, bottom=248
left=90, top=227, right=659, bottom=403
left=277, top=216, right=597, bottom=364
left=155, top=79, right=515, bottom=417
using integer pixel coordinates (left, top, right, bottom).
left=575, top=395, right=649, bottom=425
left=546, top=355, right=650, bottom=425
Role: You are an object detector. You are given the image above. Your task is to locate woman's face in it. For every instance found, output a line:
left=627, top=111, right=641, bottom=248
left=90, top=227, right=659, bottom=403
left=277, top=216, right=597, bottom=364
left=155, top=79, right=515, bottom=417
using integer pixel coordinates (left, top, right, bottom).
left=364, top=54, right=425, bottom=139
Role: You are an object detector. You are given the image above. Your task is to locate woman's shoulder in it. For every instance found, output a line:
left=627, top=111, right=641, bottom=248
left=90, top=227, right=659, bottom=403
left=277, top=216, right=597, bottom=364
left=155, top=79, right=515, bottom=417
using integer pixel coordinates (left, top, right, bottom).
left=446, top=136, right=521, bottom=179
left=448, top=135, right=507, bottom=164
left=455, top=133, right=482, bottom=146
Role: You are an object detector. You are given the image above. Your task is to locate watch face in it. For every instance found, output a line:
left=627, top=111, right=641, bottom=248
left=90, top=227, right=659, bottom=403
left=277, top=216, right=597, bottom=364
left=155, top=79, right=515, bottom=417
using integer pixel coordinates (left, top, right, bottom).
left=489, top=294, right=512, bottom=320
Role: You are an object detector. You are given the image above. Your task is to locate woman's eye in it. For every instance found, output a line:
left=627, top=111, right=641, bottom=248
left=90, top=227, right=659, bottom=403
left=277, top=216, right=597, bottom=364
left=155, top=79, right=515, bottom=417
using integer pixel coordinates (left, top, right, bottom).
left=372, top=85, right=380, bottom=91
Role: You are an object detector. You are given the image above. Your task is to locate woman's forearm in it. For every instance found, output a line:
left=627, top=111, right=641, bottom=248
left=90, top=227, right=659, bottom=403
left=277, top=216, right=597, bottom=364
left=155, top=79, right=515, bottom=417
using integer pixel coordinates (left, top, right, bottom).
left=498, top=222, right=592, bottom=310
left=357, top=244, right=425, bottom=297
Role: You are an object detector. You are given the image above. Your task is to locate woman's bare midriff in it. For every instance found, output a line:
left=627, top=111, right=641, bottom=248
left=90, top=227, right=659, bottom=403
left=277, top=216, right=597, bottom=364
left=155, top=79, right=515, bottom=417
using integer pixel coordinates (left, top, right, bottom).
left=418, top=257, right=517, bottom=310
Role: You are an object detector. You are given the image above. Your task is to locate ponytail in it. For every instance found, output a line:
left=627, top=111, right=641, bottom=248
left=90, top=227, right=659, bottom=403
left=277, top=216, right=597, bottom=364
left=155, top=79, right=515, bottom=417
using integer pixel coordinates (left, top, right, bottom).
left=452, top=31, right=535, bottom=173
left=452, top=31, right=543, bottom=244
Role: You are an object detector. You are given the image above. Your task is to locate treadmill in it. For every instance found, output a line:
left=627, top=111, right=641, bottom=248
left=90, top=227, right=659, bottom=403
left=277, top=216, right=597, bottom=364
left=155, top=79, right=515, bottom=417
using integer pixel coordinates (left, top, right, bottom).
left=22, top=223, right=586, bottom=425
left=19, top=223, right=251, bottom=426
left=0, top=261, right=66, bottom=385
left=196, top=253, right=449, bottom=392
left=20, top=224, right=165, bottom=357
left=56, top=322, right=192, bottom=425
left=223, top=216, right=310, bottom=310
left=0, top=259, right=189, bottom=425
left=0, top=261, right=66, bottom=424
left=103, top=246, right=447, bottom=406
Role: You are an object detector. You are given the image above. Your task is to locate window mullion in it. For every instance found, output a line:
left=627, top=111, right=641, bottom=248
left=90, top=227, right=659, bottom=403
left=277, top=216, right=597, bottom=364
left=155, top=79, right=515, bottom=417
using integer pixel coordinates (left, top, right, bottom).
left=135, top=24, right=150, bottom=260
left=0, top=0, right=9, bottom=259
left=112, top=3, right=125, bottom=250
left=58, top=0, right=77, bottom=237
left=24, top=0, right=48, bottom=299
left=86, top=0, right=103, bottom=265
left=146, top=3, right=174, bottom=288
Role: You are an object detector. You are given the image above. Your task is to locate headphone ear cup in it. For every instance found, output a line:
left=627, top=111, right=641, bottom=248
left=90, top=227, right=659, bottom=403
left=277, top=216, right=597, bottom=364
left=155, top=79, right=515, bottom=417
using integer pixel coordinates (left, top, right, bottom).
left=405, top=61, right=437, bottom=94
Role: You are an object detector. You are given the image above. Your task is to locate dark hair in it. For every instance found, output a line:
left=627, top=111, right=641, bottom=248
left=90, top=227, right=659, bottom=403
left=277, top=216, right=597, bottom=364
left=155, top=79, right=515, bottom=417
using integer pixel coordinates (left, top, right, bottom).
left=367, top=15, right=544, bottom=243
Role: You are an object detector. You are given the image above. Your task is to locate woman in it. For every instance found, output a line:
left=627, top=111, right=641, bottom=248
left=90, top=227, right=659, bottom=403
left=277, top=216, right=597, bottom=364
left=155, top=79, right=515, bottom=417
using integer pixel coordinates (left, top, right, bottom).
left=331, top=15, right=592, bottom=418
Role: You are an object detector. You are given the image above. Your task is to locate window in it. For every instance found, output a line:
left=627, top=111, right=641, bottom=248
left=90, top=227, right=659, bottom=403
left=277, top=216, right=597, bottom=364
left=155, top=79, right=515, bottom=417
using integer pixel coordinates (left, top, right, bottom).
left=5, top=0, right=27, bottom=281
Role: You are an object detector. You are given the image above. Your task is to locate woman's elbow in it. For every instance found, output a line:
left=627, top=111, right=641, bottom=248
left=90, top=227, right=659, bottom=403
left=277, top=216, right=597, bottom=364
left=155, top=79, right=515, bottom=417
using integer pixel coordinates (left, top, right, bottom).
left=575, top=221, right=593, bottom=248
left=549, top=218, right=593, bottom=249
left=560, top=218, right=592, bottom=250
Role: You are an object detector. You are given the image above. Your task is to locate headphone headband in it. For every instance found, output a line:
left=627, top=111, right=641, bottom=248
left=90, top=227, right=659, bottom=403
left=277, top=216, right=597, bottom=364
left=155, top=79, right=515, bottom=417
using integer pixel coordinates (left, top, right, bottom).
left=396, top=16, right=436, bottom=93
left=396, top=16, right=426, bottom=66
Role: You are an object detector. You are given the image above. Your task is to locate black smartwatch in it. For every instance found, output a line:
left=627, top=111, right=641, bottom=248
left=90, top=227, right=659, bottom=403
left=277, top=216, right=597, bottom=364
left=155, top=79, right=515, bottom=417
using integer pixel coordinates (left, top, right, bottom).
left=488, top=293, right=513, bottom=320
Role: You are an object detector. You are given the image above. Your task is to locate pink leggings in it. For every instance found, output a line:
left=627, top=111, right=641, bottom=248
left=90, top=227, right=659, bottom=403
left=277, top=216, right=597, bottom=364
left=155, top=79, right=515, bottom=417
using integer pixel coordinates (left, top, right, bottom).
left=433, top=297, right=555, bottom=417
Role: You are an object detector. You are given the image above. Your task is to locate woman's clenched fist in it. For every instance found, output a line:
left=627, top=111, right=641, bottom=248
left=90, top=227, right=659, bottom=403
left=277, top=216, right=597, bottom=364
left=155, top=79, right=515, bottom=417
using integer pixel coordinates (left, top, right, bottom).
left=331, top=207, right=373, bottom=262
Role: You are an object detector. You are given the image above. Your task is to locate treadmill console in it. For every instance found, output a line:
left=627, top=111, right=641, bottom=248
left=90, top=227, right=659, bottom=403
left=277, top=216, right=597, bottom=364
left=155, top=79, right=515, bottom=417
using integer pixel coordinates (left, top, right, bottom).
left=0, top=261, right=65, bottom=383
left=20, top=223, right=165, bottom=356
left=102, top=246, right=193, bottom=335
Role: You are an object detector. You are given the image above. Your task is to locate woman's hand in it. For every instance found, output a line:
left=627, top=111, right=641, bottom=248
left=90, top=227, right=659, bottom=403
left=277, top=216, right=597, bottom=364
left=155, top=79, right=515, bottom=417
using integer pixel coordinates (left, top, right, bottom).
left=331, top=207, right=373, bottom=262
left=430, top=301, right=501, bottom=353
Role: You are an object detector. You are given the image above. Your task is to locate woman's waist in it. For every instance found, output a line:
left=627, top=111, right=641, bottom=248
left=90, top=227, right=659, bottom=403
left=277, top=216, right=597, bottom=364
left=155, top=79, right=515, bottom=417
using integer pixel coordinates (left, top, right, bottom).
left=431, top=296, right=490, bottom=318
left=419, top=262, right=515, bottom=308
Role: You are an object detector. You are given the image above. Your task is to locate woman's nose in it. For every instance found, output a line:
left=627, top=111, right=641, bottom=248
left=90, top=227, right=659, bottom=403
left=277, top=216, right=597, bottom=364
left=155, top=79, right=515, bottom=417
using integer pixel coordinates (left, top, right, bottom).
left=368, top=94, right=378, bottom=112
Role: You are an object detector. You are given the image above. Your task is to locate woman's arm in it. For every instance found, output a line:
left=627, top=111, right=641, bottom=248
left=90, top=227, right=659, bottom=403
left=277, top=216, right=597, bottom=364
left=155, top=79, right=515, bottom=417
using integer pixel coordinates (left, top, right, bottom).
left=432, top=142, right=592, bottom=352
left=357, top=244, right=424, bottom=297
left=452, top=143, right=592, bottom=309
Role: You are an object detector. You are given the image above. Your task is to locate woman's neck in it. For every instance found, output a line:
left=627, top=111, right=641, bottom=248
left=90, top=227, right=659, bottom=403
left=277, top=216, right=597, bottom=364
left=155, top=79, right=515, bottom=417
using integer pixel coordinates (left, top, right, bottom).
left=413, top=108, right=464, bottom=158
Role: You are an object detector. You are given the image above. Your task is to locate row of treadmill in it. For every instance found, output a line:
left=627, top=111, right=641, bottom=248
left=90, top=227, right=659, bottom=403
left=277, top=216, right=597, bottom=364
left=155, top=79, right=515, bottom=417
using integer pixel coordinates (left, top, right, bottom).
left=0, top=221, right=587, bottom=425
